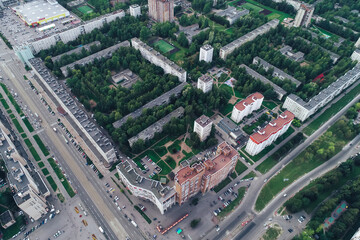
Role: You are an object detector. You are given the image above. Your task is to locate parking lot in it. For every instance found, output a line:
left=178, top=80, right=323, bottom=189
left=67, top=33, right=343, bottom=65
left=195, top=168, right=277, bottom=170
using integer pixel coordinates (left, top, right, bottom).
left=0, top=8, right=78, bottom=46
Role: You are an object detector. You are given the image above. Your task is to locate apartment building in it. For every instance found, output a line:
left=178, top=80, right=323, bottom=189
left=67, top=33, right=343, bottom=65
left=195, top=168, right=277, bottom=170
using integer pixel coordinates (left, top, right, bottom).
left=175, top=142, right=239, bottom=204
left=148, top=0, right=174, bottom=22
left=351, top=49, right=360, bottom=62
left=283, top=64, right=360, bottom=121
left=245, top=111, right=294, bottom=156
left=197, top=74, right=213, bottom=93
left=293, top=4, right=314, bottom=28
left=116, top=161, right=177, bottom=214
left=131, top=38, right=187, bottom=82
left=231, top=92, right=264, bottom=123
left=130, top=4, right=141, bottom=17
left=199, top=44, right=214, bottom=63
left=194, top=115, right=213, bottom=141
left=220, top=19, right=279, bottom=60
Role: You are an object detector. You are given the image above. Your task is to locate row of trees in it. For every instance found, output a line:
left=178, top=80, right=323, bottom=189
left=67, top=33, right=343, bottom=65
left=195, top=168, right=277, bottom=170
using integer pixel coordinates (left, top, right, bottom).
left=346, top=101, right=360, bottom=120
left=252, top=0, right=296, bottom=15
left=315, top=20, right=359, bottom=42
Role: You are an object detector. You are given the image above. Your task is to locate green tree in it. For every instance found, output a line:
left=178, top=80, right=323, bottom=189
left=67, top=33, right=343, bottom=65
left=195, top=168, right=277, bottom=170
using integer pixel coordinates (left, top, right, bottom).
left=178, top=32, right=189, bottom=47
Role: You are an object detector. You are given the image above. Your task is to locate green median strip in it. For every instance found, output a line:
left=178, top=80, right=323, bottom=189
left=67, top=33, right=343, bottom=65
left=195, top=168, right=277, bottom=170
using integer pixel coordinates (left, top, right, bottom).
left=218, top=187, right=246, bottom=218
left=22, top=118, right=34, bottom=132
left=0, top=83, right=22, bottom=115
left=0, top=99, right=9, bottom=109
left=214, top=177, right=232, bottom=193
left=47, top=158, right=76, bottom=198
left=12, top=119, right=24, bottom=133
left=41, top=168, right=50, bottom=176
left=29, top=147, right=41, bottom=161
left=33, top=134, right=49, bottom=156
left=38, top=161, right=45, bottom=168
left=235, top=161, right=247, bottom=175
left=46, top=175, right=58, bottom=191
left=134, top=206, right=152, bottom=224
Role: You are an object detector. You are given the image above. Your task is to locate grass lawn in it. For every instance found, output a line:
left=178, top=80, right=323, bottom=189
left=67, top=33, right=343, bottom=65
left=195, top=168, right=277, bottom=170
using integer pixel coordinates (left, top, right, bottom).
left=38, top=161, right=45, bottom=168
left=165, top=156, right=176, bottom=169
left=21, top=133, right=27, bottom=138
left=249, top=144, right=275, bottom=162
left=48, top=158, right=76, bottom=197
left=57, top=193, right=65, bottom=202
left=235, top=161, right=247, bottom=175
left=179, top=150, right=195, bottom=165
left=234, top=89, right=245, bottom=98
left=238, top=151, right=254, bottom=165
left=267, top=13, right=281, bottom=20
left=218, top=187, right=246, bottom=218
left=168, top=40, right=188, bottom=64
left=154, top=146, right=168, bottom=157
left=220, top=103, right=234, bottom=116
left=245, top=0, right=293, bottom=21
left=114, top=172, right=120, bottom=180
left=242, top=2, right=263, bottom=12
left=6, top=109, right=11, bottom=114
left=24, top=138, right=32, bottom=148
left=256, top=155, right=277, bottom=174
left=263, top=224, right=281, bottom=240
left=2, top=216, right=25, bottom=240
left=274, top=127, right=295, bottom=145
left=225, top=28, right=234, bottom=35
left=154, top=39, right=174, bottom=54
left=12, top=119, right=24, bottom=133
left=33, top=135, right=49, bottom=156
left=262, top=100, right=277, bottom=110
left=29, top=147, right=41, bottom=161
left=22, top=118, right=34, bottom=132
left=219, top=84, right=233, bottom=96
left=213, top=177, right=232, bottom=193
left=157, top=160, right=172, bottom=175
left=0, top=99, right=9, bottom=109
left=255, top=120, right=354, bottom=211
left=41, top=168, right=50, bottom=176
left=46, top=176, right=58, bottom=191
left=153, top=136, right=172, bottom=149
left=242, top=171, right=256, bottom=179
left=138, top=149, right=161, bottom=163
left=167, top=140, right=182, bottom=154
left=303, top=83, right=360, bottom=136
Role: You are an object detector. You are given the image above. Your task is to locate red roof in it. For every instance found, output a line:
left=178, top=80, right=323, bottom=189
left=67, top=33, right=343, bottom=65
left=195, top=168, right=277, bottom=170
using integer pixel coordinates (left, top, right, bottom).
left=235, top=92, right=264, bottom=111
left=250, top=110, right=294, bottom=144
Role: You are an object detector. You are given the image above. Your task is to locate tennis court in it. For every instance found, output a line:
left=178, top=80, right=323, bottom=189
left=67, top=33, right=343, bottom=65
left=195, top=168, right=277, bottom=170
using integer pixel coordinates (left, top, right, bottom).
left=154, top=40, right=175, bottom=53
left=77, top=5, right=93, bottom=14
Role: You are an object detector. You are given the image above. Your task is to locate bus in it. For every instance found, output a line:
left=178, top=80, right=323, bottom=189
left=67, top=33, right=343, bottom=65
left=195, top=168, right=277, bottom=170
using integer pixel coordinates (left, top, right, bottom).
left=38, top=23, right=55, bottom=32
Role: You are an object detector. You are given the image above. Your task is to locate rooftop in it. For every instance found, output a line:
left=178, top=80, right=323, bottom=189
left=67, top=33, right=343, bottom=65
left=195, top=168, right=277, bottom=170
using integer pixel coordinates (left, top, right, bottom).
left=112, top=69, right=140, bottom=89
left=198, top=74, right=213, bottom=83
left=250, top=110, right=294, bottom=144
left=12, top=0, right=69, bottom=24
left=279, top=45, right=304, bottom=62
left=128, top=107, right=185, bottom=146
left=51, top=41, right=101, bottom=62
left=175, top=163, right=204, bottom=185
left=0, top=210, right=14, bottom=226
left=195, top=115, right=212, bottom=128
left=216, top=6, right=249, bottom=21
left=234, top=92, right=264, bottom=111
left=117, top=161, right=176, bottom=200
left=113, top=82, right=187, bottom=128
left=201, top=44, right=213, bottom=51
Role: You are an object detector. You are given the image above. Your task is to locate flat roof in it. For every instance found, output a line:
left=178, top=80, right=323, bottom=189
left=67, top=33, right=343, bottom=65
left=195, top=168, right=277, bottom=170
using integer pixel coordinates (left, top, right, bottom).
left=0, top=210, right=14, bottom=226
left=51, top=41, right=101, bottom=62
left=198, top=74, right=213, bottom=83
left=12, top=0, right=69, bottom=24
left=250, top=110, right=294, bottom=144
left=234, top=92, right=263, bottom=111
left=195, top=115, right=212, bottom=128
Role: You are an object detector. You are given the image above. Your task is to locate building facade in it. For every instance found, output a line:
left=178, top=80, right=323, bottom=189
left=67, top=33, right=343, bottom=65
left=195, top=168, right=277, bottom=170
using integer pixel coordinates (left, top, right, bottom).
left=351, top=49, right=360, bottom=62
left=130, top=4, right=141, bottom=17
left=175, top=142, right=239, bottom=204
left=215, top=7, right=249, bottom=25
left=197, top=74, right=213, bottom=93
left=231, top=92, right=264, bottom=123
left=283, top=64, right=360, bottom=121
left=0, top=210, right=16, bottom=229
left=246, top=111, right=294, bottom=156
left=293, top=4, right=314, bottom=28
left=199, top=44, right=214, bottom=63
left=148, top=0, right=174, bottom=22
left=355, top=37, right=360, bottom=48
left=194, top=115, right=213, bottom=141
left=220, top=19, right=279, bottom=59
left=131, top=38, right=187, bottom=82
left=117, top=161, right=177, bottom=214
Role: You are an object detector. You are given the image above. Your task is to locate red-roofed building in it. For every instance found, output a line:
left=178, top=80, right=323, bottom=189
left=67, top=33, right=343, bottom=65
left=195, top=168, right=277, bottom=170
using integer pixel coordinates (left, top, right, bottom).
left=231, top=92, right=264, bottom=123
left=245, top=110, right=294, bottom=156
left=174, top=142, right=239, bottom=205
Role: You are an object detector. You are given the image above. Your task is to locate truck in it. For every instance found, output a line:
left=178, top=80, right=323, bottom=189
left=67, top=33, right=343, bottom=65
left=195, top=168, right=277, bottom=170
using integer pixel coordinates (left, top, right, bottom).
left=98, top=226, right=104, bottom=233
left=131, top=220, right=138, bottom=228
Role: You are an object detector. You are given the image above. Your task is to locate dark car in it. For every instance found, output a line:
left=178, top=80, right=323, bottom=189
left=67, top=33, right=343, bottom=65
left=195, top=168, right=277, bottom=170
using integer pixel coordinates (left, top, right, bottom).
left=288, top=228, right=293, bottom=233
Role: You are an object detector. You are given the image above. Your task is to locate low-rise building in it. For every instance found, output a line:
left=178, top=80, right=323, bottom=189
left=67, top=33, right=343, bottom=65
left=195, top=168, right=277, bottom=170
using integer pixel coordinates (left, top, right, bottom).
left=0, top=210, right=16, bottom=229
left=199, top=44, right=213, bottom=63
left=220, top=19, right=279, bottom=60
left=253, top=57, right=302, bottom=87
left=131, top=38, right=187, bottom=82
left=279, top=45, right=305, bottom=62
left=194, top=115, right=213, bottom=142
left=117, top=161, right=177, bottom=214
left=245, top=111, right=294, bottom=156
left=51, top=41, right=101, bottom=62
left=112, top=69, right=140, bottom=89
left=293, top=3, right=314, bottom=28
left=175, top=142, right=239, bottom=204
left=60, top=41, right=130, bottom=77
left=128, top=107, right=185, bottom=146
left=231, top=92, right=264, bottom=123
left=351, top=49, right=360, bottom=62
left=215, top=7, right=249, bottom=25
left=175, top=24, right=209, bottom=44
left=197, top=74, right=213, bottom=93
left=283, top=64, right=360, bottom=121
left=240, top=64, right=286, bottom=100
left=130, top=4, right=141, bottom=17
